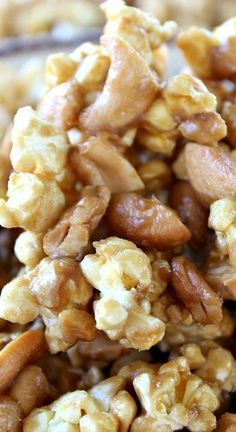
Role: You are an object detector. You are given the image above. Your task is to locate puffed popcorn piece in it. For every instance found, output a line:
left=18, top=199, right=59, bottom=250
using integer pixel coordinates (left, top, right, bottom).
left=75, top=45, right=110, bottom=93
left=0, top=173, right=65, bottom=232
left=209, top=198, right=236, bottom=267
left=178, top=18, right=236, bottom=81
left=14, top=232, right=45, bottom=268
left=164, top=74, right=217, bottom=121
left=204, top=250, right=236, bottom=300
left=23, top=376, right=136, bottom=432
left=81, top=237, right=165, bottom=350
left=0, top=258, right=95, bottom=353
left=45, top=53, right=77, bottom=88
left=0, top=272, right=39, bottom=325
left=132, top=356, right=219, bottom=432
left=159, top=308, right=234, bottom=351
left=11, top=107, right=69, bottom=177
left=178, top=342, right=236, bottom=393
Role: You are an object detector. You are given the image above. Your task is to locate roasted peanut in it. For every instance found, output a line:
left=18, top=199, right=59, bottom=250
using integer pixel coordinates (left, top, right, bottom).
left=171, top=256, right=223, bottom=325
left=79, top=36, right=158, bottom=133
left=212, top=37, right=236, bottom=80
left=0, top=396, right=22, bottom=432
left=179, top=112, right=226, bottom=144
left=69, top=136, right=144, bottom=193
left=185, top=143, right=236, bottom=206
left=107, top=192, right=191, bottom=250
left=9, top=365, right=54, bottom=415
left=0, top=330, right=45, bottom=394
left=170, top=181, right=208, bottom=247
left=38, top=80, right=83, bottom=131
left=221, top=101, right=236, bottom=148
left=217, top=413, right=236, bottom=432
left=58, top=308, right=96, bottom=345
left=43, top=186, right=110, bottom=258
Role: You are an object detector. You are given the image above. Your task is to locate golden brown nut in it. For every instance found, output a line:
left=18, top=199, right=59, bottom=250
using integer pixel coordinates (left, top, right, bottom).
left=170, top=181, right=208, bottom=247
left=179, top=112, right=226, bottom=144
left=79, top=36, right=158, bottom=133
left=58, top=308, right=96, bottom=345
left=0, top=154, right=11, bottom=199
left=212, top=37, right=236, bottom=80
left=0, top=330, right=45, bottom=394
left=38, top=80, right=83, bottom=131
left=185, top=143, right=236, bottom=206
left=204, top=251, right=236, bottom=300
left=107, top=192, right=191, bottom=250
left=171, top=256, right=223, bottom=325
left=43, top=186, right=110, bottom=258
left=9, top=365, right=54, bottom=415
left=75, top=331, right=125, bottom=362
left=69, top=136, right=144, bottom=193
left=0, top=396, right=22, bottom=432
left=217, top=413, right=236, bottom=432
left=221, top=101, right=236, bottom=148
left=177, top=27, right=214, bottom=79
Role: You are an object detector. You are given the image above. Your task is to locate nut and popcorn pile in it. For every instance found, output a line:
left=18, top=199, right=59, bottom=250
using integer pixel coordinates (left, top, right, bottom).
left=1, top=1, right=236, bottom=431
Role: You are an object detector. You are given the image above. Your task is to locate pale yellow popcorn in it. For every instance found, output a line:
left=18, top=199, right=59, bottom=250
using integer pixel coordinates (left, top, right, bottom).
left=0, top=172, right=65, bottom=232
left=209, top=198, right=236, bottom=267
left=75, top=48, right=110, bottom=93
left=164, top=74, right=217, bottom=121
left=159, top=309, right=234, bottom=351
left=195, top=343, right=236, bottom=392
left=81, top=237, right=165, bottom=351
left=0, top=271, right=39, bottom=325
left=45, top=53, right=77, bottom=88
left=14, top=231, right=45, bottom=268
left=80, top=413, right=118, bottom=432
left=132, top=356, right=219, bottom=432
left=0, top=257, right=95, bottom=353
left=23, top=376, right=135, bottom=432
left=102, top=0, right=177, bottom=65
left=11, top=107, right=69, bottom=177
left=142, top=99, right=177, bottom=133
left=178, top=18, right=236, bottom=80
left=137, top=128, right=177, bottom=156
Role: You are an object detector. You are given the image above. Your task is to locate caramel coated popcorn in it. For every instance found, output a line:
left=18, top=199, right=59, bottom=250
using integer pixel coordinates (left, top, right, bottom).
left=24, top=376, right=136, bottom=432
left=0, top=258, right=95, bottom=353
left=0, top=0, right=236, bottom=428
left=81, top=237, right=165, bottom=350
left=132, top=356, right=219, bottom=432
